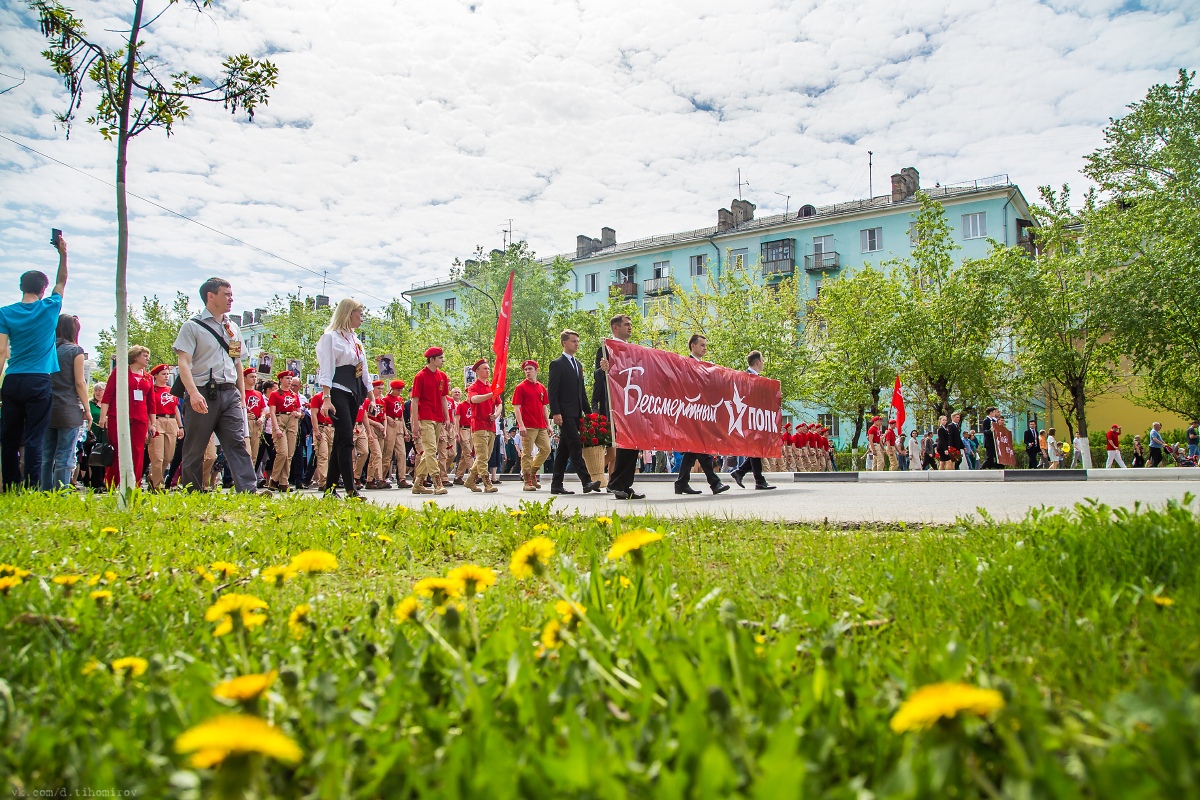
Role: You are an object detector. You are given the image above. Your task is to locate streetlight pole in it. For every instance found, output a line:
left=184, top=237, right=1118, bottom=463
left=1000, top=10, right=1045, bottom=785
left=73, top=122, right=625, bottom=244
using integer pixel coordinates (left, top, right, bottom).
left=458, top=279, right=499, bottom=323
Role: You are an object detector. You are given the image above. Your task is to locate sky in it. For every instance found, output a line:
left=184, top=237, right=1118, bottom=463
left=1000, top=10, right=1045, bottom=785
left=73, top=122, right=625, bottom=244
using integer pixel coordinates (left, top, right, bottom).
left=1, top=0, right=1197, bottom=355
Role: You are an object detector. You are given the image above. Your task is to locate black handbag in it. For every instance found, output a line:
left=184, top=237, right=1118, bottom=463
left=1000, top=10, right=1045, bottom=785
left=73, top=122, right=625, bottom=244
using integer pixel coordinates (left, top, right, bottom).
left=88, top=430, right=114, bottom=467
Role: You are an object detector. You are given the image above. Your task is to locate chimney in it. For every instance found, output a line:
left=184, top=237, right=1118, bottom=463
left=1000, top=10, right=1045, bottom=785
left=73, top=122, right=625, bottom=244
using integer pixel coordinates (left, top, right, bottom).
left=732, top=198, right=755, bottom=225
left=242, top=311, right=252, bottom=326
left=717, top=207, right=735, bottom=232
left=891, top=167, right=920, bottom=202
left=254, top=308, right=265, bottom=324
left=576, top=234, right=601, bottom=258
left=600, top=227, right=616, bottom=248
left=315, top=295, right=329, bottom=309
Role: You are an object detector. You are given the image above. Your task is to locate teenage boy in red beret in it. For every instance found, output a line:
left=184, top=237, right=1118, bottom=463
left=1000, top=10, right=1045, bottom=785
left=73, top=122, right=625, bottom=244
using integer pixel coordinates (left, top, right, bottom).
left=410, top=347, right=450, bottom=494
left=363, top=379, right=390, bottom=489
left=866, top=415, right=884, bottom=472
left=382, top=379, right=411, bottom=488
left=453, top=387, right=474, bottom=484
left=242, top=367, right=266, bottom=473
left=267, top=369, right=301, bottom=491
left=147, top=364, right=182, bottom=489
left=884, top=419, right=899, bottom=471
left=308, top=387, right=333, bottom=489
left=465, top=359, right=499, bottom=492
left=512, top=359, right=551, bottom=491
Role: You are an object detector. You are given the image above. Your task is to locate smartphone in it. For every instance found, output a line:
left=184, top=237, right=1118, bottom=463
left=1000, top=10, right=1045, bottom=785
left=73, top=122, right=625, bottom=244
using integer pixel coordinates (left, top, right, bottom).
left=51, top=228, right=62, bottom=247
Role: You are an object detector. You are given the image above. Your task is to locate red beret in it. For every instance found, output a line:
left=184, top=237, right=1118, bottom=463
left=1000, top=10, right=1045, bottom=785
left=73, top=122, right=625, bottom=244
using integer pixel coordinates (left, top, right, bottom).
left=372, top=379, right=383, bottom=387
left=389, top=379, right=406, bottom=390
left=424, top=347, right=443, bottom=359
left=888, top=419, right=897, bottom=426
left=242, top=367, right=256, bottom=377
left=276, top=370, right=293, bottom=380
left=149, top=363, right=169, bottom=376
left=871, top=415, right=882, bottom=422
left=522, top=359, right=538, bottom=370
left=472, top=359, right=488, bottom=371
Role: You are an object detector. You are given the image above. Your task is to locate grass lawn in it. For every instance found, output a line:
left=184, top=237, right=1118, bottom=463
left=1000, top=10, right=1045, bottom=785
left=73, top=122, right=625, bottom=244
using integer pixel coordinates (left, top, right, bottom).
left=2, top=491, right=1199, bottom=798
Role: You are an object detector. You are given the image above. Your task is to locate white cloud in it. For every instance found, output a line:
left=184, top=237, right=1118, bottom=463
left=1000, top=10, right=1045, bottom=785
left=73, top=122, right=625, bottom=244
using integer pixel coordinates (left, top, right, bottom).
left=1, top=0, right=1197, bottom=354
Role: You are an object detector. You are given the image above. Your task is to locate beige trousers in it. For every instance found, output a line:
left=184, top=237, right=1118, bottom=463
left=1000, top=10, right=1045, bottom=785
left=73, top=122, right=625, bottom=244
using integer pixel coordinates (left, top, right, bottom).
left=271, top=414, right=298, bottom=484
left=383, top=417, right=407, bottom=481
left=313, top=422, right=333, bottom=486
left=416, top=420, right=443, bottom=482
left=247, top=415, right=264, bottom=469
left=521, top=427, right=551, bottom=475
left=469, top=429, right=495, bottom=483
left=869, top=442, right=885, bottom=471
left=148, top=416, right=179, bottom=489
left=367, top=419, right=385, bottom=481
left=455, top=430, right=475, bottom=479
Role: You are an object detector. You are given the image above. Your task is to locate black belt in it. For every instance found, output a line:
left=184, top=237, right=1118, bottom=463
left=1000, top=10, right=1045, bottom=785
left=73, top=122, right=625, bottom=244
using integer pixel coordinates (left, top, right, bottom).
left=211, top=383, right=238, bottom=391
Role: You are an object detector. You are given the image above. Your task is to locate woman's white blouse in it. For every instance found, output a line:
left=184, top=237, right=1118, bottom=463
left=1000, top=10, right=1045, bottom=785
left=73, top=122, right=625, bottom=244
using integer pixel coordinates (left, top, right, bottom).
left=315, top=330, right=372, bottom=395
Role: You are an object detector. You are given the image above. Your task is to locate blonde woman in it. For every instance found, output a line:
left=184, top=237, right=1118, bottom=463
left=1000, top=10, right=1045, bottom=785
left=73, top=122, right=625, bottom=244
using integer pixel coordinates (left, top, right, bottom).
left=314, top=298, right=371, bottom=499
left=1046, top=427, right=1061, bottom=469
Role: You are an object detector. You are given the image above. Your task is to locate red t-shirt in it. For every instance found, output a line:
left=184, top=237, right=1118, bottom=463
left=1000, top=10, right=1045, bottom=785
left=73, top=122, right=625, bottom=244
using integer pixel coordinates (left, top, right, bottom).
left=411, top=367, right=449, bottom=422
left=1106, top=430, right=1120, bottom=450
left=884, top=429, right=897, bottom=447
left=383, top=394, right=405, bottom=419
left=102, top=370, right=153, bottom=423
left=152, top=387, right=178, bottom=417
left=512, top=379, right=549, bottom=429
left=309, top=392, right=332, bottom=425
left=456, top=400, right=473, bottom=429
left=268, top=390, right=300, bottom=414
left=867, top=424, right=881, bottom=444
left=244, top=389, right=266, bottom=419
left=369, top=398, right=385, bottom=424
left=467, top=379, right=496, bottom=432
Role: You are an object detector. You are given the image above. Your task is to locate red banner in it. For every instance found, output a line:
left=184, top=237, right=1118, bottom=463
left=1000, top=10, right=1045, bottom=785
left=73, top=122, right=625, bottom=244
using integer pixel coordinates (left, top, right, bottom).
left=603, top=338, right=782, bottom=458
left=891, top=375, right=905, bottom=430
left=491, top=271, right=514, bottom=397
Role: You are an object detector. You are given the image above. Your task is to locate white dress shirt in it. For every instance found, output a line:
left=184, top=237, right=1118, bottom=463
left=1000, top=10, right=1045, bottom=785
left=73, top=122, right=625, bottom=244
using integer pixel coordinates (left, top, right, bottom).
left=315, top=329, right=372, bottom=396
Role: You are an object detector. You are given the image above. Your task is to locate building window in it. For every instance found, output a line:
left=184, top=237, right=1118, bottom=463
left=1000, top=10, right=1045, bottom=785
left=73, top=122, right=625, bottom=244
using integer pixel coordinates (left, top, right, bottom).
left=908, top=222, right=920, bottom=246
left=860, top=227, right=882, bottom=253
left=585, top=273, right=599, bottom=293
left=689, top=254, right=706, bottom=277
left=812, top=235, right=833, bottom=256
left=763, top=239, right=794, bottom=262
left=652, top=260, right=669, bottom=279
left=817, top=414, right=839, bottom=438
left=961, top=212, right=987, bottom=239
left=615, top=265, right=636, bottom=284
left=730, top=248, right=748, bottom=270
left=417, top=302, right=431, bottom=317
left=444, top=297, right=456, bottom=313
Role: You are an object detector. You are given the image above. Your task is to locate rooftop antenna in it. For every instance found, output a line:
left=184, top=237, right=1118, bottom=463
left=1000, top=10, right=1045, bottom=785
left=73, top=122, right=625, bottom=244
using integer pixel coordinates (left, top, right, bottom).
left=737, top=169, right=750, bottom=200
left=868, top=150, right=874, bottom=198
left=774, top=191, right=790, bottom=217
left=321, top=270, right=327, bottom=294
left=502, top=219, right=513, bottom=250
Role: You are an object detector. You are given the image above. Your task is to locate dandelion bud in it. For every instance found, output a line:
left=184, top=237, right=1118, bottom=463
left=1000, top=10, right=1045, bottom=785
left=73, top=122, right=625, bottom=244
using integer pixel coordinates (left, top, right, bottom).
left=279, top=667, right=299, bottom=689
left=820, top=643, right=837, bottom=663
left=718, top=599, right=737, bottom=629
left=706, top=686, right=731, bottom=719
left=364, top=642, right=378, bottom=658
left=385, top=593, right=395, bottom=609
left=442, top=605, right=461, bottom=632
left=368, top=600, right=380, bottom=620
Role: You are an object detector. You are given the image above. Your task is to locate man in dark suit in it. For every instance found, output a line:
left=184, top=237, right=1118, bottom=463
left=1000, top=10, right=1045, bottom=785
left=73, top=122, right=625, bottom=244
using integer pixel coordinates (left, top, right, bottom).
left=548, top=329, right=601, bottom=495
left=595, top=313, right=644, bottom=500
left=675, top=334, right=730, bottom=496
left=981, top=406, right=1000, bottom=469
left=1023, top=419, right=1040, bottom=469
left=729, top=350, right=776, bottom=490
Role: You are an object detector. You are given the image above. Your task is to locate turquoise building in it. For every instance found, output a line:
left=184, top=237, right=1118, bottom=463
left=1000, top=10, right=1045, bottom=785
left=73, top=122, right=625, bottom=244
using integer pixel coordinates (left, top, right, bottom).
left=404, top=167, right=1037, bottom=444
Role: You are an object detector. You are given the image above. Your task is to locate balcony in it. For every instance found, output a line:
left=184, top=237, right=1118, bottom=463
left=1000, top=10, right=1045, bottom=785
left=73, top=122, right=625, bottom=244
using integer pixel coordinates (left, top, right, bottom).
left=610, top=281, right=638, bottom=297
left=762, top=258, right=794, bottom=278
left=804, top=252, right=840, bottom=272
left=643, top=276, right=672, bottom=295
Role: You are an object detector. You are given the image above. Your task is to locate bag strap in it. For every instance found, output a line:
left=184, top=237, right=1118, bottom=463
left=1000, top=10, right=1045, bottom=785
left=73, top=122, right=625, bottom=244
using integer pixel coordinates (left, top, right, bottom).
left=191, top=317, right=231, bottom=354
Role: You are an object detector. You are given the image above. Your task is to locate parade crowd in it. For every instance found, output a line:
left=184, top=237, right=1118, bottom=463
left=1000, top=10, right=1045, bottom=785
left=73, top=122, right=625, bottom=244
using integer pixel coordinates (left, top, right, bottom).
left=2, top=251, right=1197, bottom=495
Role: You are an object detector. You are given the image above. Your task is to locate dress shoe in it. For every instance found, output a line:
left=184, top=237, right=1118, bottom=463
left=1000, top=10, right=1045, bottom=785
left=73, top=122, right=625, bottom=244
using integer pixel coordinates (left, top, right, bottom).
left=613, top=489, right=645, bottom=500
left=582, top=481, right=602, bottom=493
left=754, top=482, right=776, bottom=490
left=674, top=485, right=702, bottom=495
left=395, top=479, right=412, bottom=489
left=550, top=486, right=574, bottom=495
left=453, top=477, right=465, bottom=486
left=712, top=483, right=730, bottom=495
left=730, top=471, right=746, bottom=488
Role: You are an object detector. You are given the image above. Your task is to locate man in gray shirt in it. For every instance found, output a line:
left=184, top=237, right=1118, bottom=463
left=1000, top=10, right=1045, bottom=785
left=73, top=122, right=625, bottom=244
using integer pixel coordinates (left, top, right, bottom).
left=172, top=277, right=259, bottom=493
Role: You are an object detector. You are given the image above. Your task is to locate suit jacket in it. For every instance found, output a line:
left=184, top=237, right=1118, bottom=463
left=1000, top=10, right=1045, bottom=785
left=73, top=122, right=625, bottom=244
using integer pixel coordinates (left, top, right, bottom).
left=936, top=425, right=950, bottom=455
left=1023, top=428, right=1039, bottom=448
left=947, top=421, right=964, bottom=450
left=592, top=344, right=610, bottom=417
left=548, top=353, right=590, bottom=419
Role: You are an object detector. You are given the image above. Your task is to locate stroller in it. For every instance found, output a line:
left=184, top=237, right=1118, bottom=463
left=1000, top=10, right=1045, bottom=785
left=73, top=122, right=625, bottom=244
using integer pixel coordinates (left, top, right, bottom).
left=1165, top=443, right=1198, bottom=467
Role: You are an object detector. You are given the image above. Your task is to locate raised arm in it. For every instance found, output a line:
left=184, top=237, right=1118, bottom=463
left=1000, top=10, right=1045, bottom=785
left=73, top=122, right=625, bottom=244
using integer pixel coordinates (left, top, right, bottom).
left=52, top=235, right=68, bottom=296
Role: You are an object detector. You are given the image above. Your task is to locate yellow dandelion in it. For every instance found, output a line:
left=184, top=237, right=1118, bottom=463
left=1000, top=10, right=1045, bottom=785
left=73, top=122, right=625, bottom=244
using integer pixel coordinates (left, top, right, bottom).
left=1152, top=595, right=1174, bottom=607
left=413, top=577, right=463, bottom=611
left=509, top=509, right=527, bottom=517
left=889, top=682, right=1005, bottom=733
left=349, top=532, right=361, bottom=538
left=213, top=670, right=277, bottom=702
left=618, top=576, right=632, bottom=589
left=0, top=575, right=22, bottom=594
left=447, top=565, right=496, bottom=596
left=261, top=565, right=293, bottom=587
left=195, top=566, right=216, bottom=583
left=81, top=658, right=103, bottom=676
left=104, top=571, right=118, bottom=582
left=555, top=599, right=587, bottom=629
left=100, top=527, right=118, bottom=534
left=446, top=529, right=456, bottom=537
left=540, top=618, right=563, bottom=650
left=87, top=574, right=102, bottom=586
left=90, top=590, right=113, bottom=603
left=596, top=516, right=612, bottom=524
left=0, top=564, right=31, bottom=579
left=394, top=596, right=421, bottom=624
left=210, top=561, right=240, bottom=579
left=377, top=534, right=393, bottom=543
left=287, top=604, right=311, bottom=640
left=53, top=574, right=83, bottom=587
left=532, top=523, right=550, bottom=533
left=174, top=714, right=302, bottom=768
left=287, top=550, right=338, bottom=574
left=205, top=593, right=269, bottom=637
left=510, top=536, right=555, bottom=580
left=607, top=529, right=664, bottom=562
left=111, top=656, right=148, bottom=677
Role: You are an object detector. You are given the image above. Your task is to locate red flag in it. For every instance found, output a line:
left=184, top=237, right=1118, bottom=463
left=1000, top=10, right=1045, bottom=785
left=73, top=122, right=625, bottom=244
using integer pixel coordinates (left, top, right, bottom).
left=491, top=271, right=514, bottom=397
left=891, top=375, right=905, bottom=430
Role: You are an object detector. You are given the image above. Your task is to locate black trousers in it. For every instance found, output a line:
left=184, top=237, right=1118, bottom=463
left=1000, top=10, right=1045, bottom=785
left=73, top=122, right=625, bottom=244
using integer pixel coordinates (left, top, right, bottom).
left=732, top=456, right=764, bottom=484
left=608, top=448, right=640, bottom=492
left=1149, top=447, right=1164, bottom=467
left=1025, top=446, right=1039, bottom=469
left=552, top=417, right=592, bottom=488
left=675, top=452, right=721, bottom=490
left=324, top=388, right=359, bottom=492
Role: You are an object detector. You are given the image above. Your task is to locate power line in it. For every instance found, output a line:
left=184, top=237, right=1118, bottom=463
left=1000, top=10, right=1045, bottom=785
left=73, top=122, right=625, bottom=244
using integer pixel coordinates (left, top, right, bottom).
left=0, top=131, right=393, bottom=304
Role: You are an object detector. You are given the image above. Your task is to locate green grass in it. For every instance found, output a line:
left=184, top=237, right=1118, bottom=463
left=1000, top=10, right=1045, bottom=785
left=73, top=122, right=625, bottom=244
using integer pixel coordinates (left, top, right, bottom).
left=2, top=491, right=1199, bottom=798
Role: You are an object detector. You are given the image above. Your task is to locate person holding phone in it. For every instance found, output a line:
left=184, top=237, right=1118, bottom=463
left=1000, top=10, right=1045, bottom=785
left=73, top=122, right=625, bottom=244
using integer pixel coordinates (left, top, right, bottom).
left=0, top=231, right=69, bottom=489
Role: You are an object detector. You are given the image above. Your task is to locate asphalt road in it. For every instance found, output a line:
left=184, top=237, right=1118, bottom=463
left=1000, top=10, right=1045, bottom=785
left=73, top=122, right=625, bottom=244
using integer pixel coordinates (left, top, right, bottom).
left=344, top=476, right=1200, bottom=525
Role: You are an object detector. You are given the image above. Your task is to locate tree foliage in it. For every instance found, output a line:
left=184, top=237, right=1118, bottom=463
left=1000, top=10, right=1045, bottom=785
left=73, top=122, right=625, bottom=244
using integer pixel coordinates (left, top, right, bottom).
left=97, top=291, right=193, bottom=376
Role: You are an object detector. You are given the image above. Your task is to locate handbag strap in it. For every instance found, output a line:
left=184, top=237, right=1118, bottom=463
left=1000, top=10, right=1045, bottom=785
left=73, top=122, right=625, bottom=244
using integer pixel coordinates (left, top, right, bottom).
left=191, top=317, right=231, bottom=355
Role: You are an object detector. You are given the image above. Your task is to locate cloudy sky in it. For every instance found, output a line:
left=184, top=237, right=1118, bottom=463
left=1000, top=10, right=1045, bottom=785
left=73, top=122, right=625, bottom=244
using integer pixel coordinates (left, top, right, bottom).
left=1, top=0, right=1197, bottom=354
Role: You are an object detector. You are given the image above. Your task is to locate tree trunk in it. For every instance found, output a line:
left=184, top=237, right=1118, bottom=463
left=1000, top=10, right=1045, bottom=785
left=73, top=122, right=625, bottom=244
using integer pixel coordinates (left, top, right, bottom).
left=850, top=405, right=865, bottom=448
left=932, top=377, right=952, bottom=418
left=113, top=0, right=145, bottom=503
left=1070, top=377, right=1088, bottom=440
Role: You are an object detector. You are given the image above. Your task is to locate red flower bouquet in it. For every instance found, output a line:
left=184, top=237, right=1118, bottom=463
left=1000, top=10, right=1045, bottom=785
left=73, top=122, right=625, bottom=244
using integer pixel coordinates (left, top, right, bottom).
left=579, top=413, right=612, bottom=448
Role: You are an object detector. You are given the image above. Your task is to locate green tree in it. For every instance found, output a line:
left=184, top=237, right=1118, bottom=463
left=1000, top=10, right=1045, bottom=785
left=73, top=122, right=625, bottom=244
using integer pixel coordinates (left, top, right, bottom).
left=993, top=186, right=1120, bottom=440
left=257, top=295, right=332, bottom=380
left=889, top=193, right=1010, bottom=418
left=97, top=291, right=193, bottom=375
left=1083, top=69, right=1200, bottom=421
left=804, top=265, right=903, bottom=446
left=32, top=0, right=277, bottom=496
